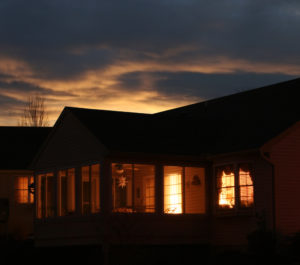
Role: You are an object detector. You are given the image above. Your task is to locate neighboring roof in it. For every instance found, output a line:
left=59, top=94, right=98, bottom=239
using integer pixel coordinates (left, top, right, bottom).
left=67, top=77, right=300, bottom=156
left=0, top=127, right=51, bottom=170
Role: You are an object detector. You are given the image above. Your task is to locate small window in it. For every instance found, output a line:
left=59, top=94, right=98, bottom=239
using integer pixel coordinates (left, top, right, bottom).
left=216, top=163, right=254, bottom=210
left=15, top=176, right=34, bottom=204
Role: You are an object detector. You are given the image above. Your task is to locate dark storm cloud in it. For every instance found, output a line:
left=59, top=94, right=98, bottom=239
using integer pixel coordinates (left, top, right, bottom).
left=0, top=73, right=14, bottom=80
left=118, top=71, right=298, bottom=100
left=0, top=0, right=300, bottom=79
left=0, top=80, right=75, bottom=97
left=0, top=94, right=22, bottom=107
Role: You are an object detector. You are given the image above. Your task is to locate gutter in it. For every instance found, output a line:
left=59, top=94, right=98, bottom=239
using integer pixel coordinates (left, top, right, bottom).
left=259, top=149, right=276, bottom=235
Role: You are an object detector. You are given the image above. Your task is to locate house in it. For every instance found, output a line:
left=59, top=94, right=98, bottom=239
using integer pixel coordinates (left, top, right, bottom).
left=32, top=78, right=300, bottom=252
left=0, top=126, right=51, bottom=240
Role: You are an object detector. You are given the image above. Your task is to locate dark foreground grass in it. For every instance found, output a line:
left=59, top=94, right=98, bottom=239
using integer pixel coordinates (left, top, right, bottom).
left=1, top=238, right=299, bottom=265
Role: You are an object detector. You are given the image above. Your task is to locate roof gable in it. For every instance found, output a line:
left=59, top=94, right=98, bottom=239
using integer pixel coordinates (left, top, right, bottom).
left=33, top=109, right=108, bottom=170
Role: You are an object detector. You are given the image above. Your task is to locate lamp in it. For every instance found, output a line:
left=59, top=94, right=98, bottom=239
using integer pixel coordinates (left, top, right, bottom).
left=191, top=175, right=201, bottom=186
left=115, top=164, right=124, bottom=174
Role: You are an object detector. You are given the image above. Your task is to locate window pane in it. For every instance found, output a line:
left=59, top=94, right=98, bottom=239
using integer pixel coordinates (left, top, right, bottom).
left=37, top=173, right=54, bottom=218
left=112, top=163, right=155, bottom=213
left=112, top=163, right=133, bottom=212
left=185, top=167, right=205, bottom=214
left=15, top=176, right=29, bottom=203
left=217, top=166, right=235, bottom=209
left=29, top=176, right=34, bottom=203
left=239, top=164, right=254, bottom=207
left=47, top=174, right=55, bottom=218
left=67, top=168, right=76, bottom=214
left=40, top=175, right=46, bottom=218
left=91, top=164, right=100, bottom=213
left=58, top=170, right=67, bottom=216
left=240, top=186, right=254, bottom=207
left=133, top=164, right=155, bottom=213
left=81, top=166, right=90, bottom=215
left=164, top=166, right=182, bottom=214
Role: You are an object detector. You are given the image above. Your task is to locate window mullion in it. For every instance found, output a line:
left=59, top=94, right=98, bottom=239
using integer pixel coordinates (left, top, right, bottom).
left=89, top=165, right=92, bottom=214
left=27, top=176, right=30, bottom=203
left=45, top=175, right=48, bottom=218
left=235, top=165, right=240, bottom=211
left=182, top=167, right=185, bottom=214
left=132, top=164, right=135, bottom=211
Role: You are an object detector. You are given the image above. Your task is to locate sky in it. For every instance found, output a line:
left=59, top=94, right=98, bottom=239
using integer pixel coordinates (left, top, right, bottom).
left=0, top=0, right=300, bottom=125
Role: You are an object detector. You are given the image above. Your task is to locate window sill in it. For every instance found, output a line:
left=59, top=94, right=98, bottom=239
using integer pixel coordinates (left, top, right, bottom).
left=215, top=207, right=255, bottom=217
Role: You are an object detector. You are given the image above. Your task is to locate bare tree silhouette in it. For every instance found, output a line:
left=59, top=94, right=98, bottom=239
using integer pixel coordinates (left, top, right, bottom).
left=19, top=95, right=49, bottom=127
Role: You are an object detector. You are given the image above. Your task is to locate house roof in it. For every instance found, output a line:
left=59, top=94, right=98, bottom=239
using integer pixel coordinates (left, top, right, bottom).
left=66, top=107, right=156, bottom=153
left=67, top=77, right=300, bottom=156
left=156, top=77, right=300, bottom=155
left=0, top=127, right=51, bottom=170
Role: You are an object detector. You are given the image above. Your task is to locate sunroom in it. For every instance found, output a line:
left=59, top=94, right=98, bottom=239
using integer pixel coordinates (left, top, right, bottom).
left=36, top=162, right=207, bottom=218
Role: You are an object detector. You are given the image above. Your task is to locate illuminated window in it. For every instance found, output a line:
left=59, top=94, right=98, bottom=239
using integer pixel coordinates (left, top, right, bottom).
left=81, top=164, right=100, bottom=215
left=164, top=166, right=182, bottom=214
left=37, top=173, right=55, bottom=218
left=216, top=164, right=254, bottom=210
left=15, top=176, right=34, bottom=204
left=58, top=168, right=75, bottom=216
left=239, top=164, right=254, bottom=207
left=216, top=165, right=235, bottom=209
left=145, top=177, right=155, bottom=213
left=164, top=166, right=206, bottom=214
left=112, top=163, right=155, bottom=213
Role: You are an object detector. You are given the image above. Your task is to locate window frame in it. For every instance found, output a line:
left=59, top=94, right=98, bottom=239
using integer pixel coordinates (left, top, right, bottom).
left=57, top=168, right=76, bottom=217
left=214, top=162, right=255, bottom=214
left=14, top=175, right=34, bottom=205
left=111, top=162, right=156, bottom=214
left=81, top=163, right=101, bottom=215
left=163, top=165, right=206, bottom=215
left=36, top=172, right=56, bottom=219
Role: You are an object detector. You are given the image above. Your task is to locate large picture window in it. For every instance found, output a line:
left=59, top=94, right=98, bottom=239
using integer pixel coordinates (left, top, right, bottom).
left=164, top=166, right=206, bottom=214
left=216, top=163, right=254, bottom=210
left=81, top=164, right=100, bottom=215
left=112, top=163, right=155, bottom=213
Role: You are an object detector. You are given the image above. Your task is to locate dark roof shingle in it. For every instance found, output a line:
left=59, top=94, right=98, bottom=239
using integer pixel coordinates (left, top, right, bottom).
left=0, top=127, right=51, bottom=170
left=68, top=77, right=300, bottom=156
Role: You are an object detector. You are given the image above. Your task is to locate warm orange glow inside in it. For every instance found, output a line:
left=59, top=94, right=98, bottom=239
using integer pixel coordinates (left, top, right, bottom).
left=15, top=176, right=33, bottom=204
left=218, top=170, right=235, bottom=208
left=30, top=176, right=34, bottom=203
left=239, top=167, right=254, bottom=207
left=164, top=173, right=182, bottom=214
